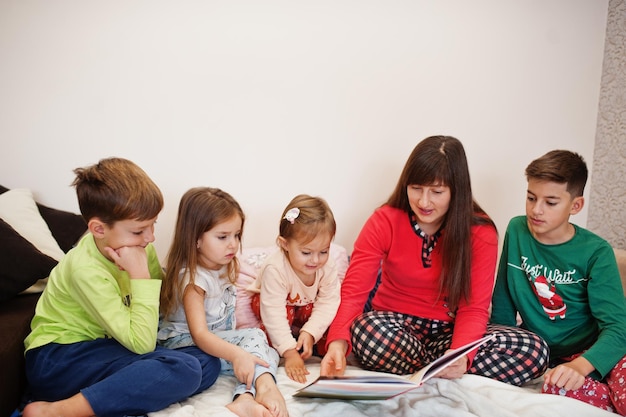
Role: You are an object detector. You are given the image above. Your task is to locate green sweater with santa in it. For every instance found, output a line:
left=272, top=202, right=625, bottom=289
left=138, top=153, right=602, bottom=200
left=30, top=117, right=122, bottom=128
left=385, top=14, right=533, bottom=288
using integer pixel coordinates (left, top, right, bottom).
left=491, top=215, right=626, bottom=379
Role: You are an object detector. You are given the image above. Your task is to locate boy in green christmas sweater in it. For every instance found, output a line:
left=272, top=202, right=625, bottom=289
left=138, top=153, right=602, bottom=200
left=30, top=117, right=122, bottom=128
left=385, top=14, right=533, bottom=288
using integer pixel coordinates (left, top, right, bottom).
left=491, top=150, right=626, bottom=414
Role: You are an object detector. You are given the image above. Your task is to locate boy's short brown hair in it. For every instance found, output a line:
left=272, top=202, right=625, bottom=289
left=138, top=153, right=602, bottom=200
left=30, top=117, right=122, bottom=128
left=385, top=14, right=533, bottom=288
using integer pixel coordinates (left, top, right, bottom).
left=525, top=150, right=588, bottom=197
left=72, top=157, right=163, bottom=224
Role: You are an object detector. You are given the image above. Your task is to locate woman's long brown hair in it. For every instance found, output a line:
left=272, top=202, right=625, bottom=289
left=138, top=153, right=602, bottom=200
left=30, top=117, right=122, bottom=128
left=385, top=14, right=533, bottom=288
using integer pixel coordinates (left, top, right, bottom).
left=386, top=136, right=495, bottom=312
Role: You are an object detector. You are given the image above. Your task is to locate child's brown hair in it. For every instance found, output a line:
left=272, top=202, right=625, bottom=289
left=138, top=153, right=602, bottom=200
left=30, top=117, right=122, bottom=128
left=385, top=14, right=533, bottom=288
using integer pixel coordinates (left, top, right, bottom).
left=525, top=150, right=588, bottom=197
left=160, top=187, right=244, bottom=319
left=278, top=194, right=336, bottom=249
left=72, top=157, right=163, bottom=224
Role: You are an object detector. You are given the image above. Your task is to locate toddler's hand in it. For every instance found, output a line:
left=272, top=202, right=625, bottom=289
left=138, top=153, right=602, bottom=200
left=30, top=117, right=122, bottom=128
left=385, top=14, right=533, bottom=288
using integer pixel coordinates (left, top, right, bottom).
left=283, top=349, right=309, bottom=383
left=296, top=331, right=315, bottom=360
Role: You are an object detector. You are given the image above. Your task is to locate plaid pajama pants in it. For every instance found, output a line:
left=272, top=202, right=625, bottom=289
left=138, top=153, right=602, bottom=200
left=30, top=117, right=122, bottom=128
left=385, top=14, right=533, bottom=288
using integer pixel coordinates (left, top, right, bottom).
left=351, top=310, right=549, bottom=386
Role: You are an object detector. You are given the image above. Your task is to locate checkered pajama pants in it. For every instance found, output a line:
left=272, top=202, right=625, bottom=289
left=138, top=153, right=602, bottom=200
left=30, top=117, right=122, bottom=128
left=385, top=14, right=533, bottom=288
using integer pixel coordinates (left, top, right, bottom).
left=351, top=310, right=549, bottom=386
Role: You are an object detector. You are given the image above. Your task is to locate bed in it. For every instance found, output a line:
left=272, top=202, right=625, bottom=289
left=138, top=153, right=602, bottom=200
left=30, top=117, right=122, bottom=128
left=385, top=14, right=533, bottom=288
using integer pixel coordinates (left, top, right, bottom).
left=149, top=357, right=614, bottom=417
left=149, top=245, right=622, bottom=417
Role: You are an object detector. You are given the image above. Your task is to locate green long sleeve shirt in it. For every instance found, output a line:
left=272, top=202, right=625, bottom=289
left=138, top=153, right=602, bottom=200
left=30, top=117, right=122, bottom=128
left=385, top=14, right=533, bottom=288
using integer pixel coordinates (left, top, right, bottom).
left=491, top=216, right=626, bottom=379
left=25, top=233, right=163, bottom=355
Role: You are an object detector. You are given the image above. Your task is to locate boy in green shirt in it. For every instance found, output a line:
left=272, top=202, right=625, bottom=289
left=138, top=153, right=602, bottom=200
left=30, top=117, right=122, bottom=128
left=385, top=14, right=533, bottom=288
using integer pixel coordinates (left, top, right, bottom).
left=23, top=158, right=220, bottom=417
left=491, top=150, right=626, bottom=414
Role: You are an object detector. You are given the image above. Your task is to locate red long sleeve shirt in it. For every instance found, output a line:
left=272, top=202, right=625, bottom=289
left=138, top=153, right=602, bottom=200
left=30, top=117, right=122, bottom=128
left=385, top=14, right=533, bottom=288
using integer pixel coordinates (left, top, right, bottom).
left=327, top=205, right=498, bottom=354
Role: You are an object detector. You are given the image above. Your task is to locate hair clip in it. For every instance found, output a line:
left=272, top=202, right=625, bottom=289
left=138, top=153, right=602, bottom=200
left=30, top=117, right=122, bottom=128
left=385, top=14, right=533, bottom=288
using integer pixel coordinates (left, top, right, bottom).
left=283, top=207, right=300, bottom=224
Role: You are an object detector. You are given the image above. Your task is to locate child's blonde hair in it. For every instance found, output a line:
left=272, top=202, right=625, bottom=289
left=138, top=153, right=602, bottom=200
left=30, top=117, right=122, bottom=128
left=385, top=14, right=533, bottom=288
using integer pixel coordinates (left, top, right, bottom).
left=278, top=194, right=336, bottom=249
left=160, top=187, right=244, bottom=318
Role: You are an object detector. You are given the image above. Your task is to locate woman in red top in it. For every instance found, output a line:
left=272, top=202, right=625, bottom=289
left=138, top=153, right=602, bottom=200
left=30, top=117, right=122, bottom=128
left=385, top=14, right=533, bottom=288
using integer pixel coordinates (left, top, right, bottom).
left=320, top=135, right=548, bottom=385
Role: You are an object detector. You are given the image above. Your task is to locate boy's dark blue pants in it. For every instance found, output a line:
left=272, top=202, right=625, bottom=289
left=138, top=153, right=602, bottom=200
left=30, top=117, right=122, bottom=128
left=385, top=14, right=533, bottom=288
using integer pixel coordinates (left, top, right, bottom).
left=25, top=339, right=220, bottom=417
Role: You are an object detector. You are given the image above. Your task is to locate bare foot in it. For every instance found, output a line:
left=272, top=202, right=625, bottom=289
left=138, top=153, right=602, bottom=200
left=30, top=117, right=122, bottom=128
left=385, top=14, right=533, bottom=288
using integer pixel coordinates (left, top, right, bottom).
left=23, top=394, right=94, bottom=417
left=255, top=374, right=289, bottom=417
left=23, top=402, right=48, bottom=417
left=226, top=393, right=272, bottom=417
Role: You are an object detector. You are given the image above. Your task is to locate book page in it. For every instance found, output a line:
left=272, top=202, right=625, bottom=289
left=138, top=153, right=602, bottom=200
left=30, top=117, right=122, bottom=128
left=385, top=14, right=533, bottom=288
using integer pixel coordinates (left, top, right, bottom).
left=293, top=375, right=418, bottom=400
left=293, top=334, right=496, bottom=400
left=409, top=334, right=496, bottom=385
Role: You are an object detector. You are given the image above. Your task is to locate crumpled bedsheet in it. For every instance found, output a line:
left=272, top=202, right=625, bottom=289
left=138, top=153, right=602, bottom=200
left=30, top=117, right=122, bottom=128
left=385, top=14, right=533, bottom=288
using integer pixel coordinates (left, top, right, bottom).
left=149, top=359, right=614, bottom=417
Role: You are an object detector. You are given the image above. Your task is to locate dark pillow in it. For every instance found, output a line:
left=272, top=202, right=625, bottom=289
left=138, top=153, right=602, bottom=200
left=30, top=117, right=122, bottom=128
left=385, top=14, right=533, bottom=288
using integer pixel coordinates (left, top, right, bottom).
left=0, top=218, right=58, bottom=301
left=0, top=184, right=87, bottom=253
left=37, top=204, right=87, bottom=253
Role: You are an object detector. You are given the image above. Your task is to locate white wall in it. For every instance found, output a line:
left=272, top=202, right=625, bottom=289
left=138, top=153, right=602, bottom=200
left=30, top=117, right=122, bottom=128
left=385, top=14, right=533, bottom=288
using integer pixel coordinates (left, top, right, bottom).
left=0, top=1, right=608, bottom=261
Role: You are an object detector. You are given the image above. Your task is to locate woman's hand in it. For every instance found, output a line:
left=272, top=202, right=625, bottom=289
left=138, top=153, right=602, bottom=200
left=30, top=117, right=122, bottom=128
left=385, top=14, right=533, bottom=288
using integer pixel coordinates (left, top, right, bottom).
left=320, top=340, right=348, bottom=377
left=434, top=352, right=468, bottom=380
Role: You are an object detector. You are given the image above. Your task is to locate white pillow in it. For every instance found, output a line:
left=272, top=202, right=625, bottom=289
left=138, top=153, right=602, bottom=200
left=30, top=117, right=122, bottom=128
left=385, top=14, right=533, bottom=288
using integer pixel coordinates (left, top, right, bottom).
left=0, top=188, right=65, bottom=261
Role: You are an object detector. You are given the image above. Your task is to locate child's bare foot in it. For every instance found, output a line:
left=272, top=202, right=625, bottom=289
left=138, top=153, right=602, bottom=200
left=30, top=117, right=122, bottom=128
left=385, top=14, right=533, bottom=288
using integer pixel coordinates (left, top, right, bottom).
left=255, top=374, right=289, bottom=417
left=23, top=402, right=48, bottom=417
left=226, top=393, right=273, bottom=417
left=23, top=394, right=94, bottom=417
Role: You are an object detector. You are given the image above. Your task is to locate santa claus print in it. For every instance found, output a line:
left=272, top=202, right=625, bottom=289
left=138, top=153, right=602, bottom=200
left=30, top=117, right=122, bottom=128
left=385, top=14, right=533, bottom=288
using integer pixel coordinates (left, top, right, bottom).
left=531, top=275, right=566, bottom=320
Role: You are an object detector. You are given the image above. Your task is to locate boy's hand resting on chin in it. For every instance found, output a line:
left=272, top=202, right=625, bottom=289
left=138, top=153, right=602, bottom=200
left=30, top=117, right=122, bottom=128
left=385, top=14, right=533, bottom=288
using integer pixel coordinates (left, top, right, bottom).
left=104, top=245, right=150, bottom=279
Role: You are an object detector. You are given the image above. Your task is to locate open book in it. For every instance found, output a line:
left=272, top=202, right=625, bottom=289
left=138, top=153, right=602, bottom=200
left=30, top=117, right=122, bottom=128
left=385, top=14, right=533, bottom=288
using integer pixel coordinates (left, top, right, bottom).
left=293, top=334, right=495, bottom=400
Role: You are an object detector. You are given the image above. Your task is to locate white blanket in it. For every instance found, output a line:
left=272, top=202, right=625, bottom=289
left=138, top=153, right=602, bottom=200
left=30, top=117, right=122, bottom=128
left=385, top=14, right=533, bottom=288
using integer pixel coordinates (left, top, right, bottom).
left=149, top=359, right=614, bottom=417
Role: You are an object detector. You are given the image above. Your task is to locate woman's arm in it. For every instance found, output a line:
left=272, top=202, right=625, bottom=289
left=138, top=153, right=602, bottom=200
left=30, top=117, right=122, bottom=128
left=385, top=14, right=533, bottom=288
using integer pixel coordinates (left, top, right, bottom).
left=325, top=209, right=389, bottom=350
left=451, top=224, right=498, bottom=350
